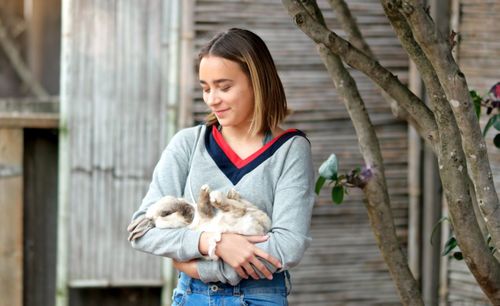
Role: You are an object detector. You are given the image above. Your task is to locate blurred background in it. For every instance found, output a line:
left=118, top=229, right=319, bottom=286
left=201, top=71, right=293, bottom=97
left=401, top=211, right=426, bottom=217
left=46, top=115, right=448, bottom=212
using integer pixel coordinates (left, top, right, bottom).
left=0, top=0, right=498, bottom=305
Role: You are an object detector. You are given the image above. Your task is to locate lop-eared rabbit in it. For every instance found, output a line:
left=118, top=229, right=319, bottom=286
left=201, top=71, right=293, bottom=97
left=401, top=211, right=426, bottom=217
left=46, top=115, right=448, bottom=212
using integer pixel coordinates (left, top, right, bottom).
left=127, top=185, right=271, bottom=244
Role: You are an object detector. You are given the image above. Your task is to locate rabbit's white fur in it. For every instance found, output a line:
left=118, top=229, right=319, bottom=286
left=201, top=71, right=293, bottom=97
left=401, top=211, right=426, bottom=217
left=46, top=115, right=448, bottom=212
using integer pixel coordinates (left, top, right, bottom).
left=127, top=184, right=271, bottom=242
left=188, top=185, right=271, bottom=236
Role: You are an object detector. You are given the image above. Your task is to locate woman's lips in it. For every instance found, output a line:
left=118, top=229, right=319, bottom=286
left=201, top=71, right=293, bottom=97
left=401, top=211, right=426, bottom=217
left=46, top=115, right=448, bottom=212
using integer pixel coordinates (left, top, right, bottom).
left=214, top=108, right=229, bottom=116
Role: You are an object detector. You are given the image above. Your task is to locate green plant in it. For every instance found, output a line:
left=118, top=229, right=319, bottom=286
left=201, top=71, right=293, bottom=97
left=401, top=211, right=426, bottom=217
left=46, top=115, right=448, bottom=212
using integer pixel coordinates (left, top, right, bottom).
left=315, top=154, right=373, bottom=204
left=471, top=82, right=500, bottom=148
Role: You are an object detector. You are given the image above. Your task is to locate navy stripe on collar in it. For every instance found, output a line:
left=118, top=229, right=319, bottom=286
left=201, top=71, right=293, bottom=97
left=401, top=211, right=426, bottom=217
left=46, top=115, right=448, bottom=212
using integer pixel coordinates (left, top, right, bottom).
left=204, top=126, right=308, bottom=185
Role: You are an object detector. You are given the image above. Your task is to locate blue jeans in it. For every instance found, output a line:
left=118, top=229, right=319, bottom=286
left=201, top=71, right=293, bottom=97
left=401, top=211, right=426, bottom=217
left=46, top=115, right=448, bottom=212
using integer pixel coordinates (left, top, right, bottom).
left=171, top=271, right=291, bottom=306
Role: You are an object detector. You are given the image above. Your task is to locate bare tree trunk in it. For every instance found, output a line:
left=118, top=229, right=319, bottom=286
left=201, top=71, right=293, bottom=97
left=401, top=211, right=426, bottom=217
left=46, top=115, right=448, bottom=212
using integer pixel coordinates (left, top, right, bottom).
left=380, top=1, right=500, bottom=301
left=281, top=0, right=500, bottom=303
left=318, top=47, right=424, bottom=306
left=396, top=0, right=500, bottom=256
left=290, top=1, right=424, bottom=305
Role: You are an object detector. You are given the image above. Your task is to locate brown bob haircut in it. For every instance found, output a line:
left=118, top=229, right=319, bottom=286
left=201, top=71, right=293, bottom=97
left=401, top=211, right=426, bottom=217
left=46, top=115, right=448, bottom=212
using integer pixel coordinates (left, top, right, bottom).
left=198, top=28, right=290, bottom=136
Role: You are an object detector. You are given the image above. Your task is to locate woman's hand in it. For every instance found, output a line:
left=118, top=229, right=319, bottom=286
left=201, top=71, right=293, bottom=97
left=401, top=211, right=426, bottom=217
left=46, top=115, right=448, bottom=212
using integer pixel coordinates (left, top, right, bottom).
left=215, top=233, right=282, bottom=280
left=172, top=259, right=200, bottom=279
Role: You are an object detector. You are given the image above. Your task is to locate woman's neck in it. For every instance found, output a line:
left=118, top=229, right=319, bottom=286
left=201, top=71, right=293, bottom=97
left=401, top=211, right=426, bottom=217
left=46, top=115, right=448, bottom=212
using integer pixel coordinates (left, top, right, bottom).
left=219, top=124, right=263, bottom=144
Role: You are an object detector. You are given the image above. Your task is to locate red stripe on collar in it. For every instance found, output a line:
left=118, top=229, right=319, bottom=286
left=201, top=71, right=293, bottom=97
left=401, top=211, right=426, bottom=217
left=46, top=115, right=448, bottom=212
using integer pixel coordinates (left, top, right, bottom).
left=211, top=126, right=298, bottom=169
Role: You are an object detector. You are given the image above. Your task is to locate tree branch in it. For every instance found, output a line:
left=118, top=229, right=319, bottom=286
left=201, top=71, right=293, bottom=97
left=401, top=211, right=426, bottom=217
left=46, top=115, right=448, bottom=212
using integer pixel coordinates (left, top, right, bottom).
left=281, top=0, right=439, bottom=152
left=397, top=0, right=500, bottom=266
left=295, top=1, right=424, bottom=305
left=320, top=45, right=424, bottom=306
left=327, top=0, right=421, bottom=147
left=378, top=2, right=500, bottom=302
left=327, top=0, right=374, bottom=58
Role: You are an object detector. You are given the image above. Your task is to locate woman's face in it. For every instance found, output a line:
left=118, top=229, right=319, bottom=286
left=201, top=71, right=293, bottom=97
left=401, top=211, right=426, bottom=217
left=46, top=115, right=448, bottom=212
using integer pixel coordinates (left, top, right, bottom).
left=199, top=55, right=255, bottom=130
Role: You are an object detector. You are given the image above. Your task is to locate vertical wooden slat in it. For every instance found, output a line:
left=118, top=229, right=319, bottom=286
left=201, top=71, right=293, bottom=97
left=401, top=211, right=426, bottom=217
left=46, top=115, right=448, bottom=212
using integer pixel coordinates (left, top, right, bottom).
left=407, top=59, right=423, bottom=285
left=179, top=0, right=195, bottom=130
left=421, top=151, right=441, bottom=305
left=56, top=0, right=74, bottom=303
left=0, top=128, right=23, bottom=306
left=25, top=0, right=62, bottom=94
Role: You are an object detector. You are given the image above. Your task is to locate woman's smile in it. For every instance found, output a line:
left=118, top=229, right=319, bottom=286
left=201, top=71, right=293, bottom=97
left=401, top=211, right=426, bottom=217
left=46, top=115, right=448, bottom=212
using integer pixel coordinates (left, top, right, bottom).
left=214, top=108, right=230, bottom=116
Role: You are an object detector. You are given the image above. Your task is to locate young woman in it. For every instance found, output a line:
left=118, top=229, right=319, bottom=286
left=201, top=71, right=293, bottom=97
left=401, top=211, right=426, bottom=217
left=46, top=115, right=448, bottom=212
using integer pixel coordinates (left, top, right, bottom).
left=130, top=28, right=315, bottom=306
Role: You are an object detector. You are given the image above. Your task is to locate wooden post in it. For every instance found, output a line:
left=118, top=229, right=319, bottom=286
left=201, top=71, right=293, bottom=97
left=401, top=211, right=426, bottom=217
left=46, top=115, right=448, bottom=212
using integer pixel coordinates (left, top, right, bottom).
left=24, top=0, right=62, bottom=94
left=56, top=1, right=71, bottom=305
left=421, top=1, right=450, bottom=305
left=179, top=0, right=195, bottom=129
left=161, top=1, right=183, bottom=305
left=0, top=128, right=23, bottom=306
left=407, top=59, right=423, bottom=284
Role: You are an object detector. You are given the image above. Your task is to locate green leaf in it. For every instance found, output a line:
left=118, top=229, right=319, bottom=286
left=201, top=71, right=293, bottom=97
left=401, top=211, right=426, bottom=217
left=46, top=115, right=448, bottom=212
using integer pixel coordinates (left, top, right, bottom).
left=332, top=185, right=344, bottom=204
left=483, top=114, right=499, bottom=136
left=315, top=176, right=326, bottom=195
left=452, top=252, right=463, bottom=260
left=430, top=216, right=449, bottom=246
left=318, top=154, right=338, bottom=179
left=495, top=115, right=500, bottom=131
left=494, top=134, right=500, bottom=149
left=470, top=90, right=482, bottom=119
left=442, top=237, right=458, bottom=256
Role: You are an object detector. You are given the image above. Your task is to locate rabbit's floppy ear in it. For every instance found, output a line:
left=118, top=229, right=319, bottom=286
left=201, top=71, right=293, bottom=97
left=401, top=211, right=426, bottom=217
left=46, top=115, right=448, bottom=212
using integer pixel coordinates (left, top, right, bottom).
left=127, top=216, right=154, bottom=241
left=127, top=215, right=145, bottom=232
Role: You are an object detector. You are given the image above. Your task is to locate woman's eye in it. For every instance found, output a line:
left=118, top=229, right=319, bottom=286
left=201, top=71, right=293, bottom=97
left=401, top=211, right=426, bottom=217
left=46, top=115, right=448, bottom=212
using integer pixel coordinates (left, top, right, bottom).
left=221, top=86, right=231, bottom=92
left=202, top=88, right=210, bottom=93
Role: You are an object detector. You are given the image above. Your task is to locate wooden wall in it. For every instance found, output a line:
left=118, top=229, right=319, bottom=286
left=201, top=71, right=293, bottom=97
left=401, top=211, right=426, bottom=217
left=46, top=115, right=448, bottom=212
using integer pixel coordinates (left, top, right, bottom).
left=0, top=0, right=25, bottom=97
left=444, top=0, right=500, bottom=305
left=190, top=0, right=409, bottom=304
left=0, top=2, right=28, bottom=306
left=59, top=0, right=177, bottom=290
left=25, top=0, right=61, bottom=94
left=0, top=128, right=23, bottom=306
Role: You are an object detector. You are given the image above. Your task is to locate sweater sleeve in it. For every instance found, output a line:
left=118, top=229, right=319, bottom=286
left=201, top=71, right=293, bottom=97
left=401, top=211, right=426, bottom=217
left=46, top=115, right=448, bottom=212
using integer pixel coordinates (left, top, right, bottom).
left=197, top=136, right=315, bottom=285
left=129, top=129, right=203, bottom=261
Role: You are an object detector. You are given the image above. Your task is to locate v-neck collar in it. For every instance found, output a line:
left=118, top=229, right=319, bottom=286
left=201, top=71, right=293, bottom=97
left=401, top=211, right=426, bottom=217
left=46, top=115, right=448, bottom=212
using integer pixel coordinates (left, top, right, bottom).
left=212, top=125, right=298, bottom=169
left=205, top=125, right=307, bottom=185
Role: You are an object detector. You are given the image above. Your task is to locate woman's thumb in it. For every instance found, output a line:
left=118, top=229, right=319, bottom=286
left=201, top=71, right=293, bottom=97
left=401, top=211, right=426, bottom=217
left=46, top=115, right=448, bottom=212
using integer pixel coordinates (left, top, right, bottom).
left=245, top=235, right=269, bottom=243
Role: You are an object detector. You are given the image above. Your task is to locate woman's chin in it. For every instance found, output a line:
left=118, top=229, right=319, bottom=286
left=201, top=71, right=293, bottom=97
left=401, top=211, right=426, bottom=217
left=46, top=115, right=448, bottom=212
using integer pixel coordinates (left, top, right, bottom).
left=216, top=119, right=232, bottom=127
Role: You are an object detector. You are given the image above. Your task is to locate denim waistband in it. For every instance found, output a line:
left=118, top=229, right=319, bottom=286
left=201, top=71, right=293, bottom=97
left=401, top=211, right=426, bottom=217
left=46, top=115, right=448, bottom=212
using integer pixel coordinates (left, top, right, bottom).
left=177, top=271, right=291, bottom=296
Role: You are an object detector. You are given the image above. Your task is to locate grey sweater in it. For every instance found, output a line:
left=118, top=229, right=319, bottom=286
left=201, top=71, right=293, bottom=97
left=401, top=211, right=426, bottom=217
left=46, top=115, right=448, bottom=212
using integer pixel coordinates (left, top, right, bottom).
left=130, top=124, right=315, bottom=285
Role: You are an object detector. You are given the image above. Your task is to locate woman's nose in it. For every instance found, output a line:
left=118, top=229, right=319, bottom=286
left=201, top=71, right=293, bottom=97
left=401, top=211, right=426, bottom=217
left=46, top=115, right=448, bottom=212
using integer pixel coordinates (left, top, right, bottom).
left=206, top=91, right=221, bottom=106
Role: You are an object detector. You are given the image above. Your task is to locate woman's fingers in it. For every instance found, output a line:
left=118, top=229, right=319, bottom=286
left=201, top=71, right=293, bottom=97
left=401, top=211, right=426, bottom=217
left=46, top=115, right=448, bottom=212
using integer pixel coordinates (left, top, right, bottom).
left=250, top=257, right=273, bottom=280
left=245, top=235, right=269, bottom=243
left=235, top=266, right=249, bottom=280
left=243, top=263, right=259, bottom=280
left=254, top=248, right=282, bottom=269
